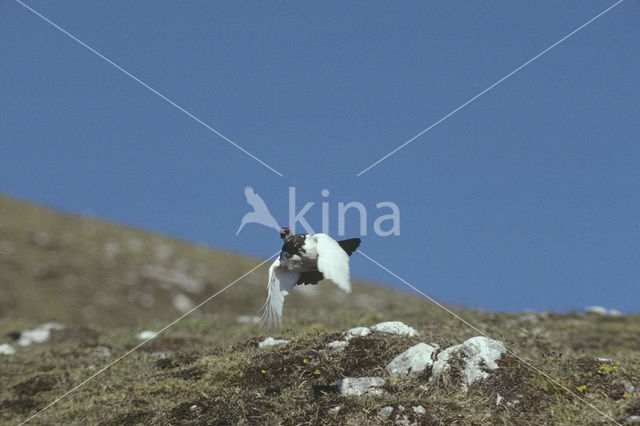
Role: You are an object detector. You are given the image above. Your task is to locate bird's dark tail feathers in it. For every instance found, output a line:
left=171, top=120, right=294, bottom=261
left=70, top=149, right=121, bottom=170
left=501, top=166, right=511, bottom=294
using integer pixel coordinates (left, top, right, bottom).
left=338, top=238, right=361, bottom=256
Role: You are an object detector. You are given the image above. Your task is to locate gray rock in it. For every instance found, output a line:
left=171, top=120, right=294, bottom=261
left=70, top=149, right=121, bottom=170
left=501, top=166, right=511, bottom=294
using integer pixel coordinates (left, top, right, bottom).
left=371, top=321, right=419, bottom=337
left=337, top=377, right=385, bottom=396
left=387, top=343, right=438, bottom=376
left=431, top=336, right=506, bottom=389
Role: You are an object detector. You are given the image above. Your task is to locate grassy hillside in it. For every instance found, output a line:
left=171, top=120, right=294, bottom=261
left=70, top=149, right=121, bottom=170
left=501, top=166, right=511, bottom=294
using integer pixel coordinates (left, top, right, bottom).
left=0, top=195, right=638, bottom=425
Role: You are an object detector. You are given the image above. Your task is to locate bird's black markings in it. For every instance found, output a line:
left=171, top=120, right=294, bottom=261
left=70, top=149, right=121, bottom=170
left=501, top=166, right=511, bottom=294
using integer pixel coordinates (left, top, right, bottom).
left=281, top=234, right=307, bottom=258
left=295, top=237, right=362, bottom=285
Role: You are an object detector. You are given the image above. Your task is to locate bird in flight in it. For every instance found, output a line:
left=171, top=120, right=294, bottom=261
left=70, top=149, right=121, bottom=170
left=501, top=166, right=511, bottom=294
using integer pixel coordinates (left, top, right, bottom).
left=260, top=227, right=361, bottom=328
left=236, top=186, right=280, bottom=235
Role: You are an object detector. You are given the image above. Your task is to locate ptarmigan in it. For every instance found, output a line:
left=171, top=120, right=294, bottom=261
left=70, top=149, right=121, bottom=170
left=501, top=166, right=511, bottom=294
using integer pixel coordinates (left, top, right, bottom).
left=259, top=227, right=360, bottom=328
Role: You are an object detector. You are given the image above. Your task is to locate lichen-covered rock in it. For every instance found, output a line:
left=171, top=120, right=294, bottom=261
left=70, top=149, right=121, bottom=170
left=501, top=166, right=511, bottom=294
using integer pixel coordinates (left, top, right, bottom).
left=431, top=336, right=506, bottom=389
left=387, top=343, right=438, bottom=376
left=371, top=321, right=419, bottom=337
left=337, top=377, right=385, bottom=396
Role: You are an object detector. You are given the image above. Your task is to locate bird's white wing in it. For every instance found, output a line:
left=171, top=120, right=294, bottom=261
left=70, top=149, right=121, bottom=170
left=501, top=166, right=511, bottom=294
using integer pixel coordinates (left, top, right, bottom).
left=314, top=234, right=352, bottom=293
left=259, top=257, right=300, bottom=329
left=244, top=186, right=280, bottom=231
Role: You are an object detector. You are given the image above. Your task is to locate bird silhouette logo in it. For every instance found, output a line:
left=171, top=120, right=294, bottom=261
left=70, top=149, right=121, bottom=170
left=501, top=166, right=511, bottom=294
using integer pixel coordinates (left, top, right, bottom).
left=236, top=186, right=281, bottom=235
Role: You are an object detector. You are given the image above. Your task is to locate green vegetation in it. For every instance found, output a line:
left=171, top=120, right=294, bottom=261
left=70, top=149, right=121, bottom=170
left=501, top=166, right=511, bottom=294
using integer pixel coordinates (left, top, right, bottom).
left=1, top=195, right=638, bottom=424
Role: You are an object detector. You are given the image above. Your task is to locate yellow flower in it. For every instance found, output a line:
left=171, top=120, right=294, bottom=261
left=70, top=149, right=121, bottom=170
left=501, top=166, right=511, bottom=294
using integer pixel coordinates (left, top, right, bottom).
left=623, top=392, right=632, bottom=399
left=576, top=385, right=587, bottom=393
left=313, top=369, right=321, bottom=375
left=261, top=369, right=267, bottom=374
left=303, top=359, right=308, bottom=364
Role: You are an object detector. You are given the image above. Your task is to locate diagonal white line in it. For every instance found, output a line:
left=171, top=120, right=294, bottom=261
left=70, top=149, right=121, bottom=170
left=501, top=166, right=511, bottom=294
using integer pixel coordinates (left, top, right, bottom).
left=15, top=0, right=284, bottom=177
left=356, top=0, right=625, bottom=176
left=357, top=250, right=621, bottom=425
left=18, top=252, right=280, bottom=425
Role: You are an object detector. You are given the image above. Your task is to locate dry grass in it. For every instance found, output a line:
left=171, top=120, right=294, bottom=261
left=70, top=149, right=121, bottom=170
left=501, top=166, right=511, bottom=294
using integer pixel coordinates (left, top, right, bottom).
left=1, top=195, right=638, bottom=425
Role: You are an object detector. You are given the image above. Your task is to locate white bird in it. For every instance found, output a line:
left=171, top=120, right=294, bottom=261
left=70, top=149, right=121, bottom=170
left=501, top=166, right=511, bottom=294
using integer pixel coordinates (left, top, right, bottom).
left=236, top=186, right=280, bottom=235
left=259, top=227, right=361, bottom=328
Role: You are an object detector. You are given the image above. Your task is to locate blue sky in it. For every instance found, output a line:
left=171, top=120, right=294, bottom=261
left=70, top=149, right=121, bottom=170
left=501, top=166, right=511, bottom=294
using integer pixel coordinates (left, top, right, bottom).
left=1, top=1, right=638, bottom=313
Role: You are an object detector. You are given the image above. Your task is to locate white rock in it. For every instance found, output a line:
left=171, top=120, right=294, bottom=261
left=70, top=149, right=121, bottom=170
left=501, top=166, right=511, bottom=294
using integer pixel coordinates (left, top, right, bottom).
left=172, top=294, right=195, bottom=313
left=337, top=377, right=385, bottom=396
left=328, top=340, right=349, bottom=351
left=596, top=357, right=613, bottom=363
left=387, top=343, right=438, bottom=376
left=236, top=315, right=261, bottom=324
left=137, top=330, right=158, bottom=340
left=379, top=406, right=394, bottom=418
left=371, top=321, right=419, bottom=337
left=608, top=309, right=622, bottom=316
left=344, top=327, right=371, bottom=340
left=585, top=306, right=608, bottom=315
left=18, top=323, right=65, bottom=346
left=627, top=416, right=640, bottom=423
left=0, top=343, right=16, bottom=355
left=431, top=336, right=506, bottom=389
left=328, top=406, right=341, bottom=415
left=95, top=346, right=112, bottom=357
left=258, top=337, right=290, bottom=348
left=496, top=393, right=503, bottom=406
left=413, top=405, right=426, bottom=415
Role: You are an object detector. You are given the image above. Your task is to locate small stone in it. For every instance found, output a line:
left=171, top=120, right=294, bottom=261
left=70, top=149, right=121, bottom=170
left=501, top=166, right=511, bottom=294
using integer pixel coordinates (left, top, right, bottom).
left=627, top=416, right=640, bottom=423
left=387, top=343, right=438, bottom=376
left=379, top=406, right=394, bottom=418
left=137, top=330, right=158, bottom=340
left=328, top=406, right=341, bottom=415
left=258, top=337, right=290, bottom=348
left=496, top=393, right=503, bottom=406
left=344, top=327, right=371, bottom=340
left=172, top=294, right=195, bottom=313
left=18, top=323, right=65, bottom=346
left=0, top=343, right=16, bottom=355
left=328, top=340, right=349, bottom=351
left=337, top=377, right=385, bottom=396
left=95, top=346, right=112, bottom=357
left=371, top=321, right=419, bottom=337
left=413, top=405, right=426, bottom=415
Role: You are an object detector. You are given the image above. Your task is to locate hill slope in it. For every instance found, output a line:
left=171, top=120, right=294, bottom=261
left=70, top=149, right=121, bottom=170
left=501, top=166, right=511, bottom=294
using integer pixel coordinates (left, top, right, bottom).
left=0, top=195, right=638, bottom=425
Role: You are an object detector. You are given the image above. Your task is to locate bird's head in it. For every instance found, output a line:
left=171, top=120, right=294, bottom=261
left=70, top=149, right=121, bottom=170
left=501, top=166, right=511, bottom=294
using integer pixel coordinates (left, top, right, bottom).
left=279, top=227, right=291, bottom=239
